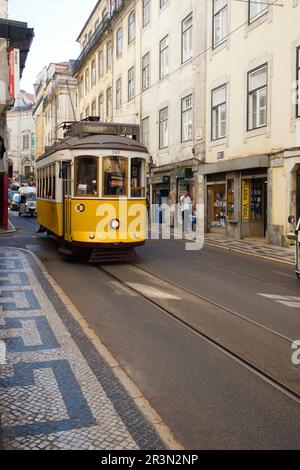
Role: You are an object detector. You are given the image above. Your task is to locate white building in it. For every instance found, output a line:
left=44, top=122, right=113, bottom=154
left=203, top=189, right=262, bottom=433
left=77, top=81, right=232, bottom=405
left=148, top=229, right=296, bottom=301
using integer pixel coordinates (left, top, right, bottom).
left=203, top=0, right=300, bottom=246
left=73, top=0, right=206, bottom=208
left=33, top=61, right=77, bottom=157
left=6, top=90, right=35, bottom=180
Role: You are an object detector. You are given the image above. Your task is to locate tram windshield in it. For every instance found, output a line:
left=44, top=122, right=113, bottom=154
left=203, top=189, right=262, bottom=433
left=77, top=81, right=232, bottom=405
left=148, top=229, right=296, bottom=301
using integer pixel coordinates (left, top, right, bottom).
left=103, top=156, right=127, bottom=197
left=131, top=158, right=146, bottom=198
left=75, top=157, right=98, bottom=197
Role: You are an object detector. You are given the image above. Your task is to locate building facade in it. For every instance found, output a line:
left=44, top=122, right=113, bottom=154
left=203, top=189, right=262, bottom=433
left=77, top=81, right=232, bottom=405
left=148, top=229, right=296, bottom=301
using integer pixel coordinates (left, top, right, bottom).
left=0, top=0, right=34, bottom=229
left=203, top=0, right=300, bottom=246
left=33, top=61, right=77, bottom=158
left=6, top=90, right=35, bottom=180
left=73, top=0, right=206, bottom=211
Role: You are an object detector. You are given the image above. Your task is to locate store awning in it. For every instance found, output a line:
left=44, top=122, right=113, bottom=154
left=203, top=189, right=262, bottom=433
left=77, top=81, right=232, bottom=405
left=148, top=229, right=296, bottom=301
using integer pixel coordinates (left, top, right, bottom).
left=198, top=155, right=270, bottom=175
left=0, top=19, right=34, bottom=77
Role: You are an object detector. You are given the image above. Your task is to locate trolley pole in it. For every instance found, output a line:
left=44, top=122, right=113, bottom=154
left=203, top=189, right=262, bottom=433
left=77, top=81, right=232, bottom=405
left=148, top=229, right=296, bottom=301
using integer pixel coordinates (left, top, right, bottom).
left=149, top=156, right=154, bottom=226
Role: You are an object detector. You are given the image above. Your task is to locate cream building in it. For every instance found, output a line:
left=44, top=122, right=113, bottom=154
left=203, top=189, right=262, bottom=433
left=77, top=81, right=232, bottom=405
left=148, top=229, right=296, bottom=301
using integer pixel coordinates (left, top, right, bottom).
left=73, top=0, right=206, bottom=207
left=6, top=90, right=35, bottom=179
left=0, top=0, right=33, bottom=229
left=203, top=0, right=300, bottom=246
left=33, top=61, right=77, bottom=158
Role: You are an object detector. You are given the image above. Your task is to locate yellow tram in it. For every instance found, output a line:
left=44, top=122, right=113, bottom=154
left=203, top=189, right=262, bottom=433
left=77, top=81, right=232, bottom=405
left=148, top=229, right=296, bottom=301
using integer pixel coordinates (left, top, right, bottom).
left=36, top=120, right=148, bottom=262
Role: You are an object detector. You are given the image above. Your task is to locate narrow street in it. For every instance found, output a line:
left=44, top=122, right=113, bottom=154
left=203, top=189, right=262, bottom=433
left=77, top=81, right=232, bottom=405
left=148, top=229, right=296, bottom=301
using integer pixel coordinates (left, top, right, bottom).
left=2, top=212, right=300, bottom=450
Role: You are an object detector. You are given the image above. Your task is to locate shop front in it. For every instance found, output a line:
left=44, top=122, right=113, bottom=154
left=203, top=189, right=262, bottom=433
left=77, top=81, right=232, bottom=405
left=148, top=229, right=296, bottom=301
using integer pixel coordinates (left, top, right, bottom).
left=151, top=159, right=199, bottom=225
left=201, top=155, right=270, bottom=240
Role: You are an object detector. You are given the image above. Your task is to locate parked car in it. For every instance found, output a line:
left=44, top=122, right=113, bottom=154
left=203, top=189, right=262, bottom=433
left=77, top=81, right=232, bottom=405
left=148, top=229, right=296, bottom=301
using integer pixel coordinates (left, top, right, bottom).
left=10, top=193, right=21, bottom=211
left=19, top=188, right=37, bottom=217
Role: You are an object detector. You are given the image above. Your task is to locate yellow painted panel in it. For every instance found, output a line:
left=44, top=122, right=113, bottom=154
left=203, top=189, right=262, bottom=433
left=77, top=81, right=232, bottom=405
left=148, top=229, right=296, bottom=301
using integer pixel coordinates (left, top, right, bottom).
left=37, top=200, right=63, bottom=236
left=70, top=199, right=147, bottom=244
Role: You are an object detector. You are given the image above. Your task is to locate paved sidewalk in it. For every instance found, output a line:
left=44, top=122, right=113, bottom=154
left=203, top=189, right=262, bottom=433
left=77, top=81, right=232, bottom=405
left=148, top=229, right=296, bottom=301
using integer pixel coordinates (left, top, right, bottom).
left=205, top=233, right=295, bottom=266
left=151, top=225, right=295, bottom=266
left=0, top=247, right=167, bottom=450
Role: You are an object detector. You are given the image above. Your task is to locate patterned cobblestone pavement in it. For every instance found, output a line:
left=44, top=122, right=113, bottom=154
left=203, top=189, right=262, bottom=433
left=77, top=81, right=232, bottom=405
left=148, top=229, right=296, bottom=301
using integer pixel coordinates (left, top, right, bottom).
left=204, top=233, right=295, bottom=265
left=0, top=248, right=165, bottom=450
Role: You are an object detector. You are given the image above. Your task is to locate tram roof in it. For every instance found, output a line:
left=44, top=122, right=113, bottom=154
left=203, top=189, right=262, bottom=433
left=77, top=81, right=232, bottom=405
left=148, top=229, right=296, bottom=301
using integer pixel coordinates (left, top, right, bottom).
left=36, top=134, right=148, bottom=162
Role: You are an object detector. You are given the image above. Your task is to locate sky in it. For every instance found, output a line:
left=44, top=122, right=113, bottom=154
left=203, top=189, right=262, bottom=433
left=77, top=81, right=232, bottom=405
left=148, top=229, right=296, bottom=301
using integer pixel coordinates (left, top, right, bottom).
left=8, top=0, right=98, bottom=94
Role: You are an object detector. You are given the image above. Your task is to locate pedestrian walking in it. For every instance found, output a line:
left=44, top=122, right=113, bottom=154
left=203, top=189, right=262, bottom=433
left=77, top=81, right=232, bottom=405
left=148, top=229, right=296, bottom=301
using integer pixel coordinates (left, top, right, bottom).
left=180, top=191, right=192, bottom=237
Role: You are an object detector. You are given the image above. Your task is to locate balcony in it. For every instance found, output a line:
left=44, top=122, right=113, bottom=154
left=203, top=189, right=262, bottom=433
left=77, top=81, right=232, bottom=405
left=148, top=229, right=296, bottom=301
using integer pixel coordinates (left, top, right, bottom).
left=73, top=0, right=126, bottom=75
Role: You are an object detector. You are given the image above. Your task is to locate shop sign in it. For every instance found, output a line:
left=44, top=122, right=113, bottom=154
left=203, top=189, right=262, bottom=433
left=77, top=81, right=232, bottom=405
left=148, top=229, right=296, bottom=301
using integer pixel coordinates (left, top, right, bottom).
left=242, top=180, right=250, bottom=222
left=8, top=49, right=20, bottom=100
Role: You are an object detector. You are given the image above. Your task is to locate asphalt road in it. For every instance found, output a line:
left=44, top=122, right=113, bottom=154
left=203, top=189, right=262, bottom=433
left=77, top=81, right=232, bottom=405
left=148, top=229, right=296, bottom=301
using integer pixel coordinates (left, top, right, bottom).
left=2, top=211, right=300, bottom=449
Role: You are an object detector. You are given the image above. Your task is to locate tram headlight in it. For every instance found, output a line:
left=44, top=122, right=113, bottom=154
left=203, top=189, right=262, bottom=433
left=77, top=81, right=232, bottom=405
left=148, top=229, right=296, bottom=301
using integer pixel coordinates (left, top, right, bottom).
left=110, top=219, right=120, bottom=230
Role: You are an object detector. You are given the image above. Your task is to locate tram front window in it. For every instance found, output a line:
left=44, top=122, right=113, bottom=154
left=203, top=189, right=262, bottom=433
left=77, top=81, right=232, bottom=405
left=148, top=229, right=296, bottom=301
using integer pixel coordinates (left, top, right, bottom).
left=75, top=157, right=98, bottom=197
left=131, top=158, right=146, bottom=198
left=103, top=156, right=127, bottom=196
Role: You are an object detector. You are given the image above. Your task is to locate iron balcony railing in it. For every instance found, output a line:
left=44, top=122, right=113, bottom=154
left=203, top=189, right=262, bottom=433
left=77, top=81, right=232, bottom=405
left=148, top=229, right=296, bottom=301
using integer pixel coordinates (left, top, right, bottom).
left=72, top=1, right=126, bottom=75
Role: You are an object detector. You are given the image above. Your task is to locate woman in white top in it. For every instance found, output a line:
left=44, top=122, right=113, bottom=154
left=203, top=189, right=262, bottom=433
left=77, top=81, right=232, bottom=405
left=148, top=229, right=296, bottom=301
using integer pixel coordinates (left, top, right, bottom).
left=180, top=191, right=192, bottom=235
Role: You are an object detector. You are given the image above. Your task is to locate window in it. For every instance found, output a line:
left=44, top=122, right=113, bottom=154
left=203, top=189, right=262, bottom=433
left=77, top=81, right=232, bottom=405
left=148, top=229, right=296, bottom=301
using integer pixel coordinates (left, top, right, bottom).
left=79, top=76, right=84, bottom=98
left=116, top=78, right=122, bottom=109
left=107, top=87, right=112, bottom=117
left=160, top=0, right=168, bottom=8
left=182, top=13, right=193, bottom=63
left=249, top=0, right=269, bottom=23
left=98, top=94, right=104, bottom=119
left=91, top=100, right=96, bottom=116
left=103, top=156, right=128, bottom=197
left=75, top=157, right=98, bottom=197
left=142, top=53, right=150, bottom=91
left=248, top=65, right=267, bottom=131
left=181, top=95, right=193, bottom=142
left=98, top=51, right=104, bottom=77
left=128, top=11, right=136, bottom=44
left=85, top=106, right=90, bottom=118
left=22, top=134, right=30, bottom=150
left=128, top=67, right=135, bottom=101
left=213, top=0, right=228, bottom=48
left=107, top=41, right=112, bottom=69
left=160, top=35, right=169, bottom=79
left=159, top=107, right=168, bottom=149
left=131, top=158, right=146, bottom=197
left=85, top=68, right=90, bottom=93
left=142, top=117, right=150, bottom=148
left=143, top=0, right=151, bottom=27
left=91, top=60, right=96, bottom=87
left=116, top=28, right=123, bottom=56
left=212, top=85, right=227, bottom=140
left=296, top=47, right=300, bottom=118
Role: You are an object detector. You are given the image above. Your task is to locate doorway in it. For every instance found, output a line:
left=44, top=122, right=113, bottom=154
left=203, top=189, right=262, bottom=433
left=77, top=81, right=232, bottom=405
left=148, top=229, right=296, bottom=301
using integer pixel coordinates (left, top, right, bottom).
left=62, top=162, right=72, bottom=242
left=297, top=172, right=300, bottom=222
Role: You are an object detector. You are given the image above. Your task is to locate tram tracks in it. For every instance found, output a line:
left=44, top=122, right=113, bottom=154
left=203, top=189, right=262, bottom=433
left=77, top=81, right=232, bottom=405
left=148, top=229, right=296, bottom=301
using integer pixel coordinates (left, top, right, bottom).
left=96, top=262, right=300, bottom=405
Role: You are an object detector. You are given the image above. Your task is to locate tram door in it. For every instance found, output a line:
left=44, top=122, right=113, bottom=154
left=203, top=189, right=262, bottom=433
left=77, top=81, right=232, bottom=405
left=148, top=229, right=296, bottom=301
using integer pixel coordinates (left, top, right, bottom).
left=62, top=162, right=72, bottom=242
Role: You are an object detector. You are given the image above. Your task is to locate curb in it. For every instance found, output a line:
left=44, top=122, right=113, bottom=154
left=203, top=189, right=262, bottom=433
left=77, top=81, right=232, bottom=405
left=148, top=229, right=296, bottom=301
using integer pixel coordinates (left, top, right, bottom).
left=205, top=241, right=295, bottom=267
left=27, top=250, right=183, bottom=451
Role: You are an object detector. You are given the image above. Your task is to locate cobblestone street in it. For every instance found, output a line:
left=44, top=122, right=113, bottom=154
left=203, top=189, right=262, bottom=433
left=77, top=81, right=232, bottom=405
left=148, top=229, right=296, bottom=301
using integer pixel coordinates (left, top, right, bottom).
left=0, top=248, right=165, bottom=450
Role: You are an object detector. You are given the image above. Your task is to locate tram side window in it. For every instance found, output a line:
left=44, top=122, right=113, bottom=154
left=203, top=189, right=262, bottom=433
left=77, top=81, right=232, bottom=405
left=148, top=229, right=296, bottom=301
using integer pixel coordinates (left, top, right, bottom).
left=131, top=158, right=146, bottom=198
left=75, top=157, right=98, bottom=196
left=103, top=156, right=127, bottom=197
left=52, top=164, right=56, bottom=200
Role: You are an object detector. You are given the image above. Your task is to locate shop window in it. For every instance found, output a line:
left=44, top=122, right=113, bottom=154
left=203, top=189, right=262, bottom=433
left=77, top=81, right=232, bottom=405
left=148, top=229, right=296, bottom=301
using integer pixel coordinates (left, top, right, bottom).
left=131, top=158, right=146, bottom=198
left=75, top=157, right=98, bottom=197
left=103, top=156, right=127, bottom=197
left=250, top=180, right=263, bottom=221
left=227, top=178, right=236, bottom=221
left=207, top=183, right=226, bottom=228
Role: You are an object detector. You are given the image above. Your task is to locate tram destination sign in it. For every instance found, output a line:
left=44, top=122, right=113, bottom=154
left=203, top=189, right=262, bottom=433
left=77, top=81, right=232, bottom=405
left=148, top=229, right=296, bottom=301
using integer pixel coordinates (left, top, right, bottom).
left=71, top=122, right=140, bottom=139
